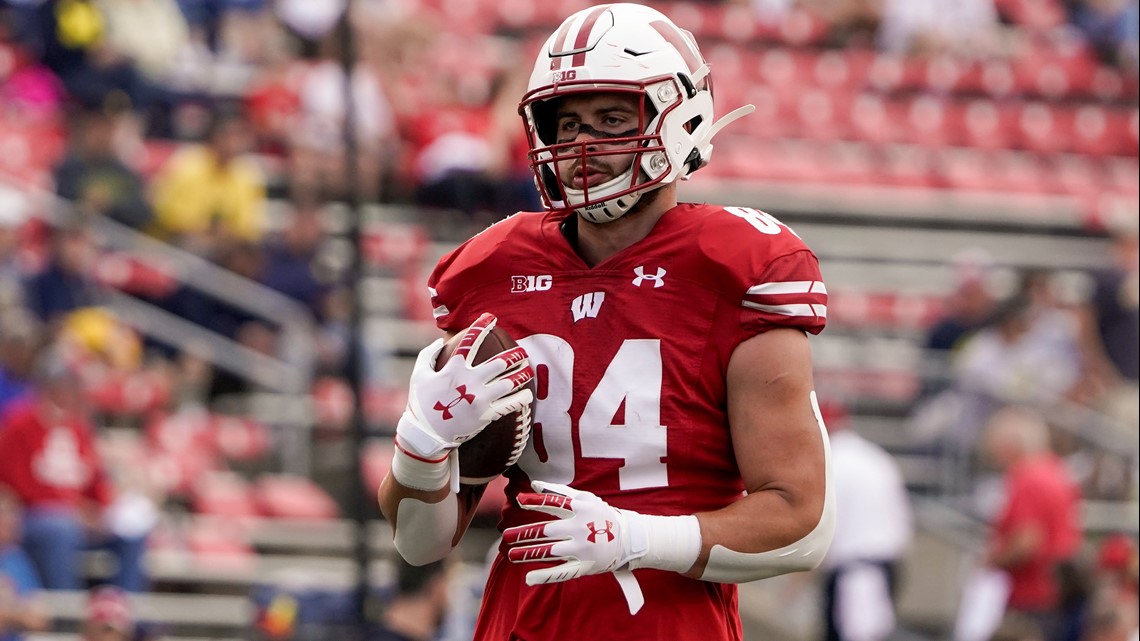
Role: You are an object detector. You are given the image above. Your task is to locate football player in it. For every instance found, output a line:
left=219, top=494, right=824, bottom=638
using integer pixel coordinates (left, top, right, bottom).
left=378, top=4, right=835, bottom=640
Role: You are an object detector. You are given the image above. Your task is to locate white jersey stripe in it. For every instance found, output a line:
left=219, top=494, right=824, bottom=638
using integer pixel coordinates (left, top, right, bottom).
left=432, top=304, right=449, bottom=319
left=746, top=281, right=827, bottom=296
left=742, top=301, right=827, bottom=317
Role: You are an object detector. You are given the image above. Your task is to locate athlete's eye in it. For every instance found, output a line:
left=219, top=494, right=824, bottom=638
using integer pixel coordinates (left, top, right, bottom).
left=602, top=115, right=627, bottom=129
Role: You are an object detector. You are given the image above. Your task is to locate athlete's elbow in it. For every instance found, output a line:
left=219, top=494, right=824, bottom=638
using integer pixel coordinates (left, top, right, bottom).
left=394, top=538, right=452, bottom=567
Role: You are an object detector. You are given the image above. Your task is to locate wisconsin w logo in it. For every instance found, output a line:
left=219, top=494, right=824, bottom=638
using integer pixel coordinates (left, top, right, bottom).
left=571, top=292, right=605, bottom=322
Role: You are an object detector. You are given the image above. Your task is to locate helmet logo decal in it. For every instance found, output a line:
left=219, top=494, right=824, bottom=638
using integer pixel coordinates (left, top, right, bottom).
left=551, top=69, right=577, bottom=83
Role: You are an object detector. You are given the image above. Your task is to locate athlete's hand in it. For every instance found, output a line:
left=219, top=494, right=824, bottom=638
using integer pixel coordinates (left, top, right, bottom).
left=396, top=313, right=534, bottom=460
left=503, top=481, right=649, bottom=585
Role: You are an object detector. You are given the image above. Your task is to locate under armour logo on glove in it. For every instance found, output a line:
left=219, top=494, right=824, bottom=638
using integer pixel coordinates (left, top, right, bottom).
left=586, top=520, right=615, bottom=543
left=434, top=385, right=475, bottom=420
left=504, top=482, right=645, bottom=585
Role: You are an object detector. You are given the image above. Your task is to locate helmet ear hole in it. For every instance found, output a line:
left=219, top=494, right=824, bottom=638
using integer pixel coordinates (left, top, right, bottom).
left=540, top=166, right=562, bottom=201
left=532, top=99, right=561, bottom=146
left=683, top=148, right=702, bottom=175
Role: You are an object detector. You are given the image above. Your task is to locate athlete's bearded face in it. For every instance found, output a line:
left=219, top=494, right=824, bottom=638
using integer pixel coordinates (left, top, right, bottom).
left=552, top=92, right=643, bottom=191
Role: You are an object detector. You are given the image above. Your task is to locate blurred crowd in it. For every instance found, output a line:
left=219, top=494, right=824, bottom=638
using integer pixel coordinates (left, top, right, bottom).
left=0, top=0, right=1135, bottom=640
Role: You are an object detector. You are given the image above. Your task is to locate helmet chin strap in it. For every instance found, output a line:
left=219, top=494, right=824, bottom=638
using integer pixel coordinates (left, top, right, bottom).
left=565, top=165, right=645, bottom=223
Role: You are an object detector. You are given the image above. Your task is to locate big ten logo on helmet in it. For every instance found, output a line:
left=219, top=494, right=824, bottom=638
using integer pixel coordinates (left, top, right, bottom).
left=551, top=69, right=577, bottom=82
left=511, top=275, right=554, bottom=293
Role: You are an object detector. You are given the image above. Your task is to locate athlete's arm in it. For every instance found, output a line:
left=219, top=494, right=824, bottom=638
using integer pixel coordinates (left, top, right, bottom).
left=504, top=327, right=834, bottom=584
left=687, top=326, right=833, bottom=580
left=378, top=315, right=534, bottom=565
left=377, top=474, right=487, bottom=562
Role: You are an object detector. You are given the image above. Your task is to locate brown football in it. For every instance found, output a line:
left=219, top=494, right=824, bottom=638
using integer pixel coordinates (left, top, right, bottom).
left=435, top=325, right=535, bottom=485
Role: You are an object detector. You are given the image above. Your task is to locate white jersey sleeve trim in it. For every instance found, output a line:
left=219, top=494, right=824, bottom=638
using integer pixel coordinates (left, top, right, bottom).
left=742, top=301, right=828, bottom=318
left=746, top=280, right=827, bottom=296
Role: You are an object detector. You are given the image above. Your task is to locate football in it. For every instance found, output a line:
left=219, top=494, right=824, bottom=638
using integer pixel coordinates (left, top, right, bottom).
left=435, top=325, right=535, bottom=485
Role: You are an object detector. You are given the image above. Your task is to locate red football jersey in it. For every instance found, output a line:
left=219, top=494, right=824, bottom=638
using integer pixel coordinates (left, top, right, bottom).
left=428, top=203, right=827, bottom=641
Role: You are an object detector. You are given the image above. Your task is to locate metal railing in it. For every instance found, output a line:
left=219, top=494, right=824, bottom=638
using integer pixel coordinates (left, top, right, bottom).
left=3, top=173, right=319, bottom=472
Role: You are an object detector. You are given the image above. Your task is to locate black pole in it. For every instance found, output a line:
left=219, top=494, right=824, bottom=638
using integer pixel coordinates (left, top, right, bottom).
left=337, top=3, right=371, bottom=637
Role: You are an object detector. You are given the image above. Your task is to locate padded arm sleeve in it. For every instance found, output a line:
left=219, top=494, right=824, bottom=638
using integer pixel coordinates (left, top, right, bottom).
left=699, top=391, right=836, bottom=583
left=393, top=493, right=459, bottom=566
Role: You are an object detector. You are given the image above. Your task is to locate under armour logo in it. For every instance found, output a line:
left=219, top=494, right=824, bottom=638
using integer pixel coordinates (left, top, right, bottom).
left=632, top=266, right=666, bottom=288
left=586, top=520, right=615, bottom=544
left=434, top=385, right=475, bottom=420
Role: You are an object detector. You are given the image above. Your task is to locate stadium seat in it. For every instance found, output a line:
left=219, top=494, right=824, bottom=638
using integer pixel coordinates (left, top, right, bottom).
left=93, top=253, right=179, bottom=298
left=311, top=376, right=355, bottom=431
left=212, top=415, right=272, bottom=463
left=191, top=470, right=260, bottom=519
left=361, top=440, right=394, bottom=496
left=254, top=474, right=340, bottom=521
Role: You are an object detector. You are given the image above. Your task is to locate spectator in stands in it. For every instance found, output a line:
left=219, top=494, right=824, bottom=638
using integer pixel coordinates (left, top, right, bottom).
left=54, top=102, right=154, bottom=231
left=368, top=557, right=449, bottom=641
left=1076, top=220, right=1139, bottom=433
left=949, top=288, right=1083, bottom=454
left=95, top=0, right=192, bottom=89
left=23, top=221, right=101, bottom=327
left=0, top=490, right=50, bottom=641
left=287, top=26, right=395, bottom=203
left=82, top=585, right=134, bottom=641
left=877, top=0, right=1008, bottom=58
left=0, top=201, right=30, bottom=326
left=804, top=0, right=882, bottom=49
left=150, top=106, right=266, bottom=256
left=20, top=0, right=164, bottom=118
left=261, top=197, right=332, bottom=322
left=1064, top=0, right=1140, bottom=73
left=927, top=249, right=998, bottom=353
left=921, top=248, right=998, bottom=400
left=0, top=348, right=148, bottom=592
left=1080, top=534, right=1139, bottom=641
left=0, top=317, right=42, bottom=419
left=818, top=400, right=913, bottom=641
left=982, top=406, right=1083, bottom=641
left=177, top=0, right=267, bottom=56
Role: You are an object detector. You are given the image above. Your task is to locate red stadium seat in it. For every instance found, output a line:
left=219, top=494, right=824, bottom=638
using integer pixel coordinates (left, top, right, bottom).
left=989, top=150, right=1050, bottom=193
left=311, top=376, right=355, bottom=431
left=211, top=415, right=272, bottom=463
left=361, top=440, right=395, bottom=495
left=936, top=148, right=1000, bottom=191
left=849, top=94, right=896, bottom=145
left=85, top=369, right=172, bottom=418
left=1016, top=102, right=1066, bottom=154
left=879, top=144, right=936, bottom=188
left=92, top=253, right=179, bottom=298
left=254, top=474, right=340, bottom=521
left=191, top=471, right=259, bottom=518
left=184, top=516, right=256, bottom=571
left=360, top=222, right=429, bottom=270
left=904, top=95, right=951, bottom=149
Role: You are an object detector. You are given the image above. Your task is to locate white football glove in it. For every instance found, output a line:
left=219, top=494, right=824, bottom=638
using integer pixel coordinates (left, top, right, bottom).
left=396, top=313, right=534, bottom=462
left=503, top=481, right=701, bottom=587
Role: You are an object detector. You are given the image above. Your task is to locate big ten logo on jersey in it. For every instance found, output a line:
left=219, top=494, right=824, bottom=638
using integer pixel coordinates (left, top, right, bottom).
left=550, top=68, right=578, bottom=81
left=511, top=275, right=553, bottom=293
